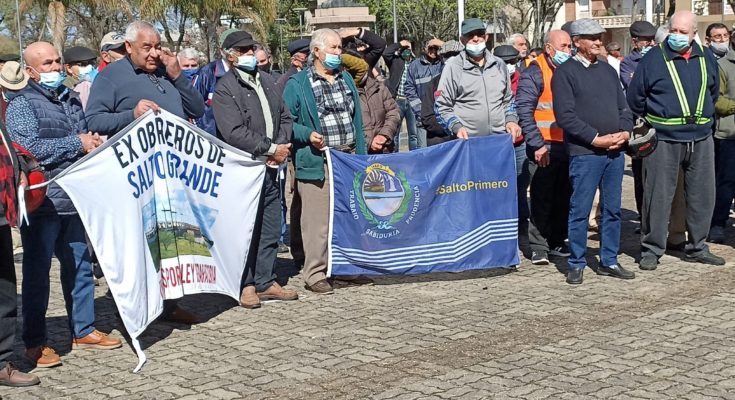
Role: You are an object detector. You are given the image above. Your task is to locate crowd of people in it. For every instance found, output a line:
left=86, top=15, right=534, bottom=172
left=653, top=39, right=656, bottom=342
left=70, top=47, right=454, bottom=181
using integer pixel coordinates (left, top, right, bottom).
left=0, top=9, right=732, bottom=387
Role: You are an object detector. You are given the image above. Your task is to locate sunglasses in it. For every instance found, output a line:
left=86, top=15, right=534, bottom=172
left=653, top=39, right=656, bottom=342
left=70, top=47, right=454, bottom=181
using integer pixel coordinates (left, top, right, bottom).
left=428, top=46, right=441, bottom=51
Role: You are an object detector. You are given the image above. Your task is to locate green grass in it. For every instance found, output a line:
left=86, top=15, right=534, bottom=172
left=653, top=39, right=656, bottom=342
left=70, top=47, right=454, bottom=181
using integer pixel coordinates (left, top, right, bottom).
left=156, top=230, right=212, bottom=259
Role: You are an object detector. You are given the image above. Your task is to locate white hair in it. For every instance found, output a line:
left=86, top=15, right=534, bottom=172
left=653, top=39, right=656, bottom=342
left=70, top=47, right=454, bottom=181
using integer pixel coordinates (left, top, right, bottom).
left=310, top=29, right=340, bottom=59
left=177, top=48, right=199, bottom=62
left=655, top=25, right=669, bottom=44
left=506, top=33, right=526, bottom=46
left=125, top=21, right=159, bottom=43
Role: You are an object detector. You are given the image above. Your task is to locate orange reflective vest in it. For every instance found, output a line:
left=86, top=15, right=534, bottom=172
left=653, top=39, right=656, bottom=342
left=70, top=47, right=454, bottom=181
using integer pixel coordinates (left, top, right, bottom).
left=533, top=55, right=564, bottom=143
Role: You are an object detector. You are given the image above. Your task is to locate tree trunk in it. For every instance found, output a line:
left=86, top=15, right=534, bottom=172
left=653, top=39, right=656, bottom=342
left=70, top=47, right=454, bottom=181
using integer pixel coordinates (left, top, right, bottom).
left=48, top=0, right=65, bottom=52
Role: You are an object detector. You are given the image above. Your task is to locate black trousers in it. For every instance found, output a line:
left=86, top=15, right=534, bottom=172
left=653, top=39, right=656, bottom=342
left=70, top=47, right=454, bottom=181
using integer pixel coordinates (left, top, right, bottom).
left=0, top=224, right=16, bottom=368
left=632, top=158, right=643, bottom=218
left=527, top=158, right=571, bottom=253
left=241, top=168, right=279, bottom=293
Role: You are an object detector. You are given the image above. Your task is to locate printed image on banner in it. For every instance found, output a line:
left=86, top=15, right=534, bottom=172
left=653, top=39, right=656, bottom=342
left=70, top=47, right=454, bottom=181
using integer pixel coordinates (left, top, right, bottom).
left=328, top=134, right=519, bottom=276
left=54, top=109, right=264, bottom=371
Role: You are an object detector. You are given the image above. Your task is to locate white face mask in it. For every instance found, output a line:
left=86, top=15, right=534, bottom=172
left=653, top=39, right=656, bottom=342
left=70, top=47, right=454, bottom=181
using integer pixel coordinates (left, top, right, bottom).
left=507, top=64, right=517, bottom=75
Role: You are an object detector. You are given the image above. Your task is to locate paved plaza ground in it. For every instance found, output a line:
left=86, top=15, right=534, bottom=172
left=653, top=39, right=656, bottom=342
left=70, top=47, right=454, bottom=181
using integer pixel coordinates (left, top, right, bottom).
left=2, top=164, right=735, bottom=400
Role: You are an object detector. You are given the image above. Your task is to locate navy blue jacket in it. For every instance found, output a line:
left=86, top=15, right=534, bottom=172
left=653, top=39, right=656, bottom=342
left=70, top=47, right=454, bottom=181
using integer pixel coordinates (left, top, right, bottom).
left=405, top=55, right=444, bottom=121
left=627, top=42, right=719, bottom=142
left=194, top=59, right=229, bottom=136
left=619, top=49, right=643, bottom=90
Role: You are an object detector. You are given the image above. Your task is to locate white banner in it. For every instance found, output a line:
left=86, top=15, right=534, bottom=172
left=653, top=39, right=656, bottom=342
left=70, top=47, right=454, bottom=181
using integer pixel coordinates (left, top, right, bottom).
left=52, top=110, right=264, bottom=371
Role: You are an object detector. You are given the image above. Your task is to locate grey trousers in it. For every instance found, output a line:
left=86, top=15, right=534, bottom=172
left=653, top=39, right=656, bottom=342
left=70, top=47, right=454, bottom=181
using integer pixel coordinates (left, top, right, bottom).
left=641, top=137, right=715, bottom=258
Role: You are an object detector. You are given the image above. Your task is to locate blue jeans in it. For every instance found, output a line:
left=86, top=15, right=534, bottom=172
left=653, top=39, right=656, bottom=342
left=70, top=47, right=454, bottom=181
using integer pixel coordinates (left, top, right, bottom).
left=21, top=213, right=95, bottom=347
left=712, top=138, right=735, bottom=228
left=568, top=152, right=624, bottom=270
left=514, top=142, right=530, bottom=223
left=394, top=98, right=420, bottom=151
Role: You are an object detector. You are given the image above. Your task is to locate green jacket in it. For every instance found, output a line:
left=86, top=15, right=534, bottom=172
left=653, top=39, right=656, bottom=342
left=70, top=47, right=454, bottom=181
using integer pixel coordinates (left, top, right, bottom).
left=283, top=68, right=366, bottom=181
left=716, top=49, right=735, bottom=139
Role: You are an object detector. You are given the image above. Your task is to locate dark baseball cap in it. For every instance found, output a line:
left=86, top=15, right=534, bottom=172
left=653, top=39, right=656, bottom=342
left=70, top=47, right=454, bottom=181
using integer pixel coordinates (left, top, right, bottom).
left=461, top=18, right=486, bottom=37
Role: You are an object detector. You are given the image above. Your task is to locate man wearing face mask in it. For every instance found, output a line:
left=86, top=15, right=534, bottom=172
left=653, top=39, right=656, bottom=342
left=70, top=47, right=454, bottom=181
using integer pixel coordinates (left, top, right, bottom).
left=254, top=47, right=281, bottom=81
left=86, top=21, right=204, bottom=139
left=435, top=18, right=522, bottom=142
left=282, top=28, right=367, bottom=295
left=404, top=37, right=444, bottom=150
left=194, top=28, right=238, bottom=136
left=705, top=23, right=730, bottom=60
left=62, top=46, right=98, bottom=110
left=517, top=29, right=573, bottom=266
left=212, top=30, right=299, bottom=309
left=276, top=38, right=310, bottom=92
left=176, top=47, right=200, bottom=82
left=383, top=38, right=417, bottom=151
left=620, top=21, right=657, bottom=91
left=5, top=41, right=121, bottom=368
left=628, top=11, right=724, bottom=270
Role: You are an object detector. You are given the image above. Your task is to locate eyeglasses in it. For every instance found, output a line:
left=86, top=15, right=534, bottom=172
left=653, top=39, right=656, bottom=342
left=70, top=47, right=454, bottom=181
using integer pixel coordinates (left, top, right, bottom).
left=710, top=34, right=730, bottom=40
left=148, top=74, right=165, bottom=94
left=428, top=46, right=441, bottom=51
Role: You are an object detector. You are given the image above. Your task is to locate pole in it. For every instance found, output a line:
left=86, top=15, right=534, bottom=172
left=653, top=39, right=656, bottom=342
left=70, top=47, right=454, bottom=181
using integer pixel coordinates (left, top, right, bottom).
left=15, top=0, right=22, bottom=62
left=645, top=0, right=653, bottom=23
left=536, top=0, right=541, bottom=46
left=493, top=9, right=497, bottom=47
left=392, top=0, right=398, bottom=43
left=458, top=0, right=464, bottom=40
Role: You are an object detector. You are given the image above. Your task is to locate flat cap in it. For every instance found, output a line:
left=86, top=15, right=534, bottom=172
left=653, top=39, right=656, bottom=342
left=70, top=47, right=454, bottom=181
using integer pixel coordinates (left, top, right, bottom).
left=100, top=31, right=125, bottom=52
left=222, top=31, right=257, bottom=49
left=440, top=40, right=464, bottom=54
left=493, top=44, right=520, bottom=63
left=629, top=21, right=656, bottom=38
left=461, top=18, right=486, bottom=37
left=63, top=46, right=97, bottom=64
left=569, top=19, right=606, bottom=36
left=287, top=38, right=311, bottom=56
left=218, top=28, right=239, bottom=48
left=0, top=54, right=20, bottom=63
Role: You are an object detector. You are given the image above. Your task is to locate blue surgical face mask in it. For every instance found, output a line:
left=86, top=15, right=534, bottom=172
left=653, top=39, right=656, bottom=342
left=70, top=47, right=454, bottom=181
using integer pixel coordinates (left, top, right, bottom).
left=668, top=34, right=691, bottom=51
left=640, top=45, right=653, bottom=56
left=551, top=50, right=571, bottom=66
left=35, top=69, right=65, bottom=90
left=78, top=65, right=98, bottom=82
left=236, top=55, right=257, bottom=71
left=465, top=42, right=486, bottom=57
left=323, top=53, right=342, bottom=70
left=182, top=68, right=198, bottom=79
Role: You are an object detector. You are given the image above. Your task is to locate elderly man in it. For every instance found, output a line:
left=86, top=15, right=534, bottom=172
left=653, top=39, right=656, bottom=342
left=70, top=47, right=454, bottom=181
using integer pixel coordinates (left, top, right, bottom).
left=517, top=29, right=573, bottom=265
left=277, top=38, right=310, bottom=90
left=6, top=41, right=121, bottom=368
left=620, top=21, right=657, bottom=90
left=62, top=46, right=97, bottom=109
left=212, top=30, right=298, bottom=308
left=435, top=18, right=521, bottom=141
left=254, top=47, right=281, bottom=80
left=384, top=38, right=417, bottom=151
left=404, top=37, right=444, bottom=150
left=628, top=11, right=724, bottom=270
left=552, top=19, right=635, bottom=284
left=195, top=28, right=237, bottom=135
left=283, top=28, right=367, bottom=294
left=176, top=47, right=200, bottom=81
left=508, top=33, right=530, bottom=71
left=86, top=21, right=205, bottom=323
left=98, top=31, right=126, bottom=72
left=705, top=23, right=730, bottom=60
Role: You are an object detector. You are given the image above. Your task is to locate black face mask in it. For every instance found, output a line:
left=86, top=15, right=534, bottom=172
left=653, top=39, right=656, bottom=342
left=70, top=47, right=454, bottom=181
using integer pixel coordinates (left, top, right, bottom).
left=257, top=63, right=271, bottom=73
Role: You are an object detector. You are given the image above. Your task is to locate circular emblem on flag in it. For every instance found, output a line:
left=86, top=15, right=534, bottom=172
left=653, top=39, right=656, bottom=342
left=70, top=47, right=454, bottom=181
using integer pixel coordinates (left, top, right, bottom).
left=354, top=163, right=413, bottom=232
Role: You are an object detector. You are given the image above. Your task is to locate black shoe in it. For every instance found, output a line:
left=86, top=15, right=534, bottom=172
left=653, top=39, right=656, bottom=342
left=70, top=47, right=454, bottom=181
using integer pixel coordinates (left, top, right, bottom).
left=549, top=245, right=571, bottom=257
left=639, top=255, right=658, bottom=271
left=597, top=264, right=635, bottom=279
left=566, top=268, right=584, bottom=285
left=685, top=250, right=725, bottom=266
left=666, top=242, right=686, bottom=252
left=531, top=251, right=549, bottom=265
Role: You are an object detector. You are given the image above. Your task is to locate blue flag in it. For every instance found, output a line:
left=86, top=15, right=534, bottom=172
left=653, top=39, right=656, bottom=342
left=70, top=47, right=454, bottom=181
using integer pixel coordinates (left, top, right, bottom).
left=327, top=135, right=519, bottom=276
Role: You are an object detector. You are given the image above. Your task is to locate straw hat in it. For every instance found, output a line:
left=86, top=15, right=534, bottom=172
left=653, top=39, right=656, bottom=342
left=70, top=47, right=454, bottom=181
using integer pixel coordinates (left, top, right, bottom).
left=0, top=61, right=29, bottom=91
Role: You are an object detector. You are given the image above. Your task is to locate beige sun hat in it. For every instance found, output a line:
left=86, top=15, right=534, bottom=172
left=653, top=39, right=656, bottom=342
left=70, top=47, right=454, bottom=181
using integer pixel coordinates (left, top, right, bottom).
left=0, top=61, right=29, bottom=91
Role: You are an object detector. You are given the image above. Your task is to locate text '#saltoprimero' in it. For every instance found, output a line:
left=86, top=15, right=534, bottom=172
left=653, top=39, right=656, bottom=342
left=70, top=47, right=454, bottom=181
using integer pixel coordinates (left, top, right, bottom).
left=435, top=180, right=510, bottom=195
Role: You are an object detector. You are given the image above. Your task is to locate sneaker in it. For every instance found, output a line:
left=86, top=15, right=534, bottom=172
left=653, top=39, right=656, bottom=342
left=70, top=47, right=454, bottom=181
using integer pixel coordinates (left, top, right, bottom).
left=531, top=251, right=549, bottom=265
left=0, top=362, right=40, bottom=387
left=257, top=282, right=299, bottom=301
left=639, top=254, right=658, bottom=271
left=685, top=250, right=726, bottom=266
left=549, top=245, right=571, bottom=257
left=24, top=346, right=62, bottom=368
left=708, top=226, right=725, bottom=244
left=72, top=329, right=123, bottom=350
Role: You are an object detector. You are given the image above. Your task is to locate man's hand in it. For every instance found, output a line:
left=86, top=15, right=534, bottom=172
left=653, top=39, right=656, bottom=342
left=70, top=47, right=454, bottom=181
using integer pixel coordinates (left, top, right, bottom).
left=399, top=39, right=412, bottom=49
left=268, top=143, right=292, bottom=164
left=370, top=135, right=388, bottom=152
left=160, top=48, right=182, bottom=80
left=456, top=127, right=469, bottom=140
left=79, top=133, right=102, bottom=153
left=338, top=28, right=361, bottom=39
left=591, top=133, right=625, bottom=149
left=535, top=146, right=550, bottom=167
left=607, top=131, right=630, bottom=151
left=309, top=132, right=325, bottom=150
left=134, top=100, right=161, bottom=118
left=506, top=122, right=522, bottom=141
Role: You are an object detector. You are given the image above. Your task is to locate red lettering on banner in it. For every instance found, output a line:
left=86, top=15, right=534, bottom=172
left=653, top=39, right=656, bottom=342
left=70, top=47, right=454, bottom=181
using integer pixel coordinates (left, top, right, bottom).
left=159, top=263, right=218, bottom=293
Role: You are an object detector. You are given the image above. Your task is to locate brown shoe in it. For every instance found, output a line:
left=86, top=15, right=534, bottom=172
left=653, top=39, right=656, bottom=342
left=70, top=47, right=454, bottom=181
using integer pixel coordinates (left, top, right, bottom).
left=240, top=286, right=261, bottom=309
left=333, top=275, right=374, bottom=286
left=258, top=282, right=299, bottom=301
left=162, top=305, right=202, bottom=324
left=0, top=362, right=40, bottom=387
left=24, top=346, right=62, bottom=368
left=73, top=329, right=123, bottom=350
left=305, top=279, right=334, bottom=295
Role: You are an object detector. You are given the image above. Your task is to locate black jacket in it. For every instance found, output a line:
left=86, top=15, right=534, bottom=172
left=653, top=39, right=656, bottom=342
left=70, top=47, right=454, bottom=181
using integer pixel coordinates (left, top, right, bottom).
left=356, top=30, right=386, bottom=73
left=212, top=69, right=292, bottom=157
left=383, top=43, right=411, bottom=97
left=420, top=74, right=454, bottom=146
